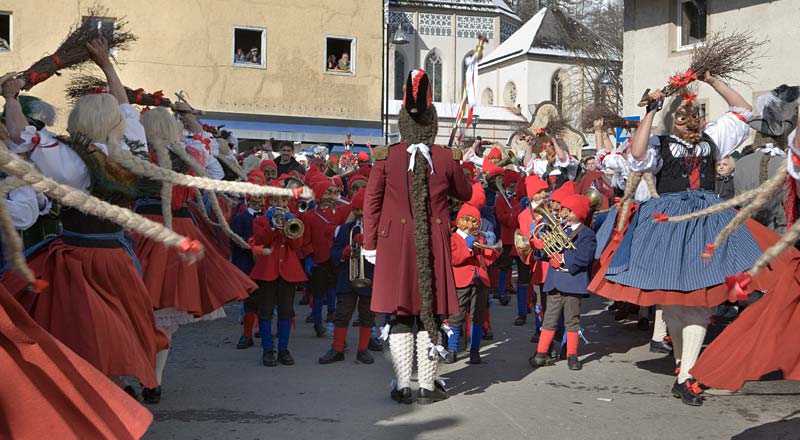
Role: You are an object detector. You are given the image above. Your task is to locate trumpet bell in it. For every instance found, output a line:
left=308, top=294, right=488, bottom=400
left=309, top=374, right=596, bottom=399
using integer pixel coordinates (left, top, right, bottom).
left=351, top=278, right=372, bottom=289
left=284, top=218, right=304, bottom=239
left=583, top=187, right=603, bottom=210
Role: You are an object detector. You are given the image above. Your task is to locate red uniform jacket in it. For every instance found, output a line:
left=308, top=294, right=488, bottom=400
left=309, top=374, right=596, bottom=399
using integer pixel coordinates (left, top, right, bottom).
left=451, top=231, right=499, bottom=288
left=364, top=143, right=472, bottom=316
left=250, top=216, right=307, bottom=283
left=518, top=207, right=549, bottom=285
left=495, top=195, right=521, bottom=255
left=302, top=207, right=349, bottom=264
left=576, top=170, right=614, bottom=211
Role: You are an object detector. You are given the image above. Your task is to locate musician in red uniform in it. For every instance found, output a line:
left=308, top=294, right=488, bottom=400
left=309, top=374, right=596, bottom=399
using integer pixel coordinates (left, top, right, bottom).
left=491, top=165, right=525, bottom=310
left=363, top=70, right=472, bottom=404
left=517, top=175, right=551, bottom=337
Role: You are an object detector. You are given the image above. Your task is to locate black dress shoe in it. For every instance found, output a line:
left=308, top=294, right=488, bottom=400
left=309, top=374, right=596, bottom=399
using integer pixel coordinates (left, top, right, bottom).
left=468, top=350, right=481, bottom=364
left=305, top=312, right=314, bottom=324
left=299, top=295, right=309, bottom=306
left=513, top=315, right=527, bottom=326
left=499, top=296, right=510, bottom=306
left=390, top=386, right=413, bottom=404
left=637, top=317, right=650, bottom=331
left=319, top=348, right=345, bottom=364
left=262, top=350, right=277, bottom=367
left=141, top=386, right=162, bottom=404
left=482, top=329, right=494, bottom=340
left=567, top=354, right=582, bottom=370
left=529, top=352, right=555, bottom=368
left=314, top=324, right=327, bottom=337
left=443, top=351, right=457, bottom=364
left=417, top=381, right=448, bottom=405
left=277, top=349, right=295, bottom=365
left=356, top=350, right=374, bottom=364
left=123, top=385, right=140, bottom=401
left=649, top=339, right=673, bottom=354
left=368, top=337, right=384, bottom=352
left=672, top=380, right=704, bottom=406
left=236, top=335, right=254, bottom=349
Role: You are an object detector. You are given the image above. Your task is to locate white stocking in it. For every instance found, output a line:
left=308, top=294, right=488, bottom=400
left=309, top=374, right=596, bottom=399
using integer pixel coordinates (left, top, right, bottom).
left=677, top=324, right=707, bottom=384
left=416, top=331, right=438, bottom=392
left=389, top=332, right=414, bottom=389
left=651, top=307, right=668, bottom=342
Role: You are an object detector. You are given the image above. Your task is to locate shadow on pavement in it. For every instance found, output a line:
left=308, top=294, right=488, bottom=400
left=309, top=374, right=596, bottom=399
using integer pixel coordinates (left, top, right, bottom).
left=730, top=416, right=800, bottom=440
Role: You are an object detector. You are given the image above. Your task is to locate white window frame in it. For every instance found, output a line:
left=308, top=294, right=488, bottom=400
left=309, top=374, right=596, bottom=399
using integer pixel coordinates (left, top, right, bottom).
left=324, top=35, right=356, bottom=76
left=675, top=0, right=706, bottom=52
left=0, top=12, right=12, bottom=52
left=82, top=16, right=117, bottom=56
left=232, top=25, right=267, bottom=70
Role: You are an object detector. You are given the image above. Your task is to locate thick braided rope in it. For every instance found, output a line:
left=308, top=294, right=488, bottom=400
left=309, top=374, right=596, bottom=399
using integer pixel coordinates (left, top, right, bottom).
left=207, top=190, right=250, bottom=249
left=0, top=143, right=204, bottom=264
left=616, top=172, right=644, bottom=233
left=193, top=188, right=220, bottom=227
left=0, top=178, right=27, bottom=194
left=748, top=219, right=800, bottom=276
left=643, top=172, right=659, bottom=198
left=149, top=140, right=174, bottom=229
left=105, top=142, right=313, bottom=198
left=667, top=162, right=788, bottom=223
left=0, top=191, right=36, bottom=284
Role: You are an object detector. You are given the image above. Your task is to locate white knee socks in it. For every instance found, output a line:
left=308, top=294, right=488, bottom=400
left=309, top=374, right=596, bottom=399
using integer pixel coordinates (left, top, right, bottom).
left=652, top=308, right=668, bottom=342
left=389, top=332, right=414, bottom=389
left=416, top=331, right=438, bottom=392
left=677, top=324, right=706, bottom=384
left=155, top=349, right=170, bottom=385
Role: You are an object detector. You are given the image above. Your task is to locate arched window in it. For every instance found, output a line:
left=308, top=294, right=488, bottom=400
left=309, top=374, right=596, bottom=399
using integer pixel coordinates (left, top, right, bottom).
left=482, top=88, right=494, bottom=106
left=462, top=50, right=475, bottom=91
left=503, top=81, right=517, bottom=107
left=551, top=71, right=564, bottom=112
left=394, top=50, right=406, bottom=100
left=424, top=51, right=443, bottom=103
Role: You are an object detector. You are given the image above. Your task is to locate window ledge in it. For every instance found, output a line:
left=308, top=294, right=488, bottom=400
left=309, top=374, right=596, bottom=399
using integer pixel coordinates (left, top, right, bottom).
left=324, top=70, right=354, bottom=76
left=233, top=62, right=266, bottom=70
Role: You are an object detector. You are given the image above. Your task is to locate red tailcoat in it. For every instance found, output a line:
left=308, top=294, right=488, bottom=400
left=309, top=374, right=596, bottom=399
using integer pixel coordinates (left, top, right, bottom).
left=364, top=143, right=472, bottom=316
left=302, top=207, right=349, bottom=263
left=518, top=208, right=549, bottom=285
left=495, top=195, right=521, bottom=255
left=451, top=232, right=499, bottom=288
left=250, top=216, right=307, bottom=283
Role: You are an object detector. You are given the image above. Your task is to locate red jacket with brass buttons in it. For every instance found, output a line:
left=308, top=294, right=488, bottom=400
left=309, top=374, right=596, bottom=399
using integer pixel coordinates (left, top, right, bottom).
left=249, top=216, right=307, bottom=283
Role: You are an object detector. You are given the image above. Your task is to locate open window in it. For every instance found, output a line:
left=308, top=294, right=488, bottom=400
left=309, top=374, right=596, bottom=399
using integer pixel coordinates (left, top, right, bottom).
left=233, top=26, right=266, bottom=68
left=676, top=0, right=707, bottom=49
left=325, top=36, right=355, bottom=75
left=83, top=15, right=115, bottom=39
left=0, top=13, right=11, bottom=52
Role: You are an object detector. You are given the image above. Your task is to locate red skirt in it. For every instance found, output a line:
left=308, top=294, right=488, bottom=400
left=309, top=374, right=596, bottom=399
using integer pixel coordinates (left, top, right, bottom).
left=186, top=202, right=232, bottom=259
left=0, top=284, right=152, bottom=439
left=690, top=250, right=800, bottom=391
left=589, top=205, right=788, bottom=307
left=131, top=214, right=255, bottom=317
left=2, top=240, right=159, bottom=388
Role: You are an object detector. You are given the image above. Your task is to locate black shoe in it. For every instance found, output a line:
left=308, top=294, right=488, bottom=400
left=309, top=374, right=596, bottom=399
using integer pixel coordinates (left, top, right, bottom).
left=499, top=296, right=510, bottom=306
left=529, top=352, right=555, bottom=368
left=650, top=339, right=673, bottom=354
left=277, top=349, right=295, bottom=365
left=326, top=312, right=335, bottom=324
left=262, top=350, right=277, bottom=367
left=468, top=350, right=481, bottom=364
left=356, top=350, right=374, bottom=364
left=390, top=386, right=413, bottom=404
left=443, top=351, right=457, bottom=364
left=254, top=331, right=261, bottom=339
left=236, top=335, right=254, bottom=349
left=482, top=329, right=494, bottom=340
left=637, top=317, right=650, bottom=331
left=141, top=386, right=162, bottom=404
left=352, top=320, right=360, bottom=327
left=567, top=354, right=582, bottom=370
left=314, top=324, right=327, bottom=337
left=513, top=315, right=527, bottom=326
left=368, top=337, right=384, bottom=352
left=319, top=348, right=345, bottom=364
left=299, top=295, right=309, bottom=306
left=417, top=381, right=448, bottom=405
left=672, top=380, right=704, bottom=406
left=123, top=385, right=140, bottom=401
left=305, top=312, right=314, bottom=324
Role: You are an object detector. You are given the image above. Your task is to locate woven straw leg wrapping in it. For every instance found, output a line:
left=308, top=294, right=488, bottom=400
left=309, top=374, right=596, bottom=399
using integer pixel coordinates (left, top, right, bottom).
left=389, top=332, right=415, bottom=389
left=416, top=331, right=438, bottom=391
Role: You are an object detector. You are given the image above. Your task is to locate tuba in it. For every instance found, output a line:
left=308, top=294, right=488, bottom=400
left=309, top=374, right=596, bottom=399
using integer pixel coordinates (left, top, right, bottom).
left=273, top=207, right=305, bottom=239
left=349, top=224, right=372, bottom=288
left=514, top=230, right=533, bottom=263
left=531, top=203, right=575, bottom=272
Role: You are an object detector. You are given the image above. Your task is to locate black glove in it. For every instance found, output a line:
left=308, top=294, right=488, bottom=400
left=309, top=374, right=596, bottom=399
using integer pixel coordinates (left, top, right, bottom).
left=646, top=96, right=664, bottom=113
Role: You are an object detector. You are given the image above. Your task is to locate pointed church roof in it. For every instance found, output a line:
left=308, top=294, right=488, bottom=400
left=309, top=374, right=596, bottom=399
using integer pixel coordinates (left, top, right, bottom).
left=479, top=7, right=599, bottom=68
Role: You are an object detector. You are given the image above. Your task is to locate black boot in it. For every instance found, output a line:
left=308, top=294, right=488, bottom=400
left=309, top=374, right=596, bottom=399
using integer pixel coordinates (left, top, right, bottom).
left=468, top=350, right=481, bottom=364
left=499, top=296, right=510, bottom=306
left=513, top=315, right=527, bottom=326
left=141, top=386, right=162, bottom=404
left=567, top=354, right=582, bottom=371
left=319, top=348, right=345, bottom=364
left=314, top=324, right=327, bottom=337
left=672, top=380, right=704, bottom=406
left=262, top=350, right=277, bottom=367
left=390, top=386, right=413, bottom=404
left=123, top=385, right=139, bottom=401
left=443, top=351, right=457, bottom=364
left=356, top=350, right=374, bottom=364
left=368, top=336, right=384, bottom=352
left=649, top=339, right=673, bottom=354
left=417, top=381, right=448, bottom=405
left=277, top=349, right=295, bottom=365
left=528, top=352, right=555, bottom=368
left=236, top=335, right=254, bottom=349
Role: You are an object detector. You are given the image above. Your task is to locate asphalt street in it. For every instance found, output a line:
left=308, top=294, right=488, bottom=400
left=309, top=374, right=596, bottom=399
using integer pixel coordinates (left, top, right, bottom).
left=144, top=294, right=800, bottom=440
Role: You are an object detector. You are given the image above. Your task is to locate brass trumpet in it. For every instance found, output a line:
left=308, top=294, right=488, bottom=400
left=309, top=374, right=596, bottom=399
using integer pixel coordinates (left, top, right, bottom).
left=273, top=207, right=305, bottom=239
left=296, top=200, right=310, bottom=213
left=349, top=224, right=372, bottom=288
left=471, top=231, right=503, bottom=252
left=492, top=149, right=518, bottom=169
left=486, top=171, right=513, bottom=209
left=531, top=204, right=575, bottom=272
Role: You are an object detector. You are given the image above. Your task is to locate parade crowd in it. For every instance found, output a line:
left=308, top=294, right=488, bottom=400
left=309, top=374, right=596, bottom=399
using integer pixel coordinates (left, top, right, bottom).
left=1, top=31, right=800, bottom=439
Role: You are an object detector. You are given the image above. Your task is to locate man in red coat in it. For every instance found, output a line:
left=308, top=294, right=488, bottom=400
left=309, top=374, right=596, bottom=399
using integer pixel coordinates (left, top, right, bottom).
left=363, top=70, right=472, bottom=404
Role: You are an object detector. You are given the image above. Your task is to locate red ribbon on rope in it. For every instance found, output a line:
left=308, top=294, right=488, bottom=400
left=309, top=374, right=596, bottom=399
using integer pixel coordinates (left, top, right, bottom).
left=177, top=238, right=204, bottom=255
left=134, top=88, right=145, bottom=105
left=725, top=272, right=752, bottom=302
left=51, top=54, right=63, bottom=69
left=701, top=243, right=716, bottom=262
left=652, top=213, right=670, bottom=223
left=152, top=90, right=164, bottom=106
left=26, top=70, right=49, bottom=85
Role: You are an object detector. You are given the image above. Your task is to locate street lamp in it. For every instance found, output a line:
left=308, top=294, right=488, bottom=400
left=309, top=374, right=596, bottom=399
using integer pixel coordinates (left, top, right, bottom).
left=598, top=67, right=622, bottom=115
left=472, top=114, right=480, bottom=138
left=384, top=25, right=410, bottom=145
